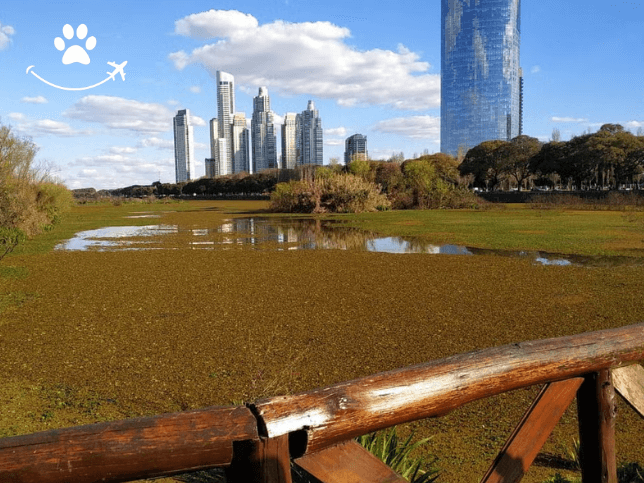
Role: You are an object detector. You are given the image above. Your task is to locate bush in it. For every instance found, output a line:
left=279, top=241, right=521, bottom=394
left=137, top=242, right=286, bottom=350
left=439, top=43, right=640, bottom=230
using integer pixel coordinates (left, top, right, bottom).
left=0, top=122, right=72, bottom=260
left=270, top=171, right=390, bottom=213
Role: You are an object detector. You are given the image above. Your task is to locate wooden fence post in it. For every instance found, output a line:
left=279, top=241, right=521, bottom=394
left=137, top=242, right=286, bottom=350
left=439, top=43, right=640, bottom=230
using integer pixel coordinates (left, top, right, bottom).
left=577, top=370, right=617, bottom=483
left=226, top=434, right=292, bottom=483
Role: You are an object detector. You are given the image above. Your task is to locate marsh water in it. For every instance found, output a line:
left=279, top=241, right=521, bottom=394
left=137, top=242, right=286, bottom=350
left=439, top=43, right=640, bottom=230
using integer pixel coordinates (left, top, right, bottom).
left=53, top=213, right=642, bottom=268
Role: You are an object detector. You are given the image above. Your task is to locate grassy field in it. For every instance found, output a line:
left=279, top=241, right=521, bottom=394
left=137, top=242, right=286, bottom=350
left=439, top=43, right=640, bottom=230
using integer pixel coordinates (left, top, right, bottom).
left=1, top=200, right=644, bottom=482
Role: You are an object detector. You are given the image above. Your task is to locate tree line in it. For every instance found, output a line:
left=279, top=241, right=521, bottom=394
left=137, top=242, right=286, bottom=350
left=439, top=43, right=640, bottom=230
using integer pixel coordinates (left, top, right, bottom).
left=459, top=124, right=644, bottom=191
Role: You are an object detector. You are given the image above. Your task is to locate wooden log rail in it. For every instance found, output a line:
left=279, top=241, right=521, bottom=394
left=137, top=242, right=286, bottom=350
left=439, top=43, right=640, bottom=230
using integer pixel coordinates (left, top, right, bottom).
left=2, top=323, right=644, bottom=483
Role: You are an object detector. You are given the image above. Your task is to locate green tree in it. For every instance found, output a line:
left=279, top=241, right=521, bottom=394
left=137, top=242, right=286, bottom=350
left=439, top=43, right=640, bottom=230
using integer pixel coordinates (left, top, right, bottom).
left=459, top=139, right=508, bottom=190
left=497, top=135, right=543, bottom=191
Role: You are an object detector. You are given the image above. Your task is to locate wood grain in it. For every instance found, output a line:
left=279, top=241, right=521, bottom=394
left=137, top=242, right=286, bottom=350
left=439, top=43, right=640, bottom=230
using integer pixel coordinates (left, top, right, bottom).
left=253, top=323, right=644, bottom=455
left=0, top=405, right=258, bottom=483
left=577, top=370, right=617, bottom=483
left=294, top=440, right=407, bottom=483
left=480, top=378, right=583, bottom=483
left=226, top=434, right=292, bottom=483
left=612, top=364, right=644, bottom=417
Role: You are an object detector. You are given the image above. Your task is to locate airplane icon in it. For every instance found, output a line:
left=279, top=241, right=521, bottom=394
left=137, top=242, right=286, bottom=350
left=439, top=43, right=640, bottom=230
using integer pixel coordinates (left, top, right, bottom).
left=107, top=61, right=127, bottom=81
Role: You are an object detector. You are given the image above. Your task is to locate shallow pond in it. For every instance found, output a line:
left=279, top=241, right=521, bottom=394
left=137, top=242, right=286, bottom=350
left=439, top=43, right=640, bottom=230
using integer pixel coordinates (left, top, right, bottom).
left=53, top=214, right=644, bottom=268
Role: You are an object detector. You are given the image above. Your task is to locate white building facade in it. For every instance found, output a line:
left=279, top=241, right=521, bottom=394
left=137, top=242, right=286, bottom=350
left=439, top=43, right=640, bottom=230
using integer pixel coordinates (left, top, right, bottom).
left=216, top=71, right=235, bottom=175
left=232, top=113, right=250, bottom=174
left=281, top=112, right=299, bottom=170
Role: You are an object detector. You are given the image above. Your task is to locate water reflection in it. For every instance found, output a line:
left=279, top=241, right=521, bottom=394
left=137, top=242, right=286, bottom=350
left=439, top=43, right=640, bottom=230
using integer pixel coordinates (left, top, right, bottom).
left=54, top=216, right=641, bottom=267
left=55, top=225, right=178, bottom=251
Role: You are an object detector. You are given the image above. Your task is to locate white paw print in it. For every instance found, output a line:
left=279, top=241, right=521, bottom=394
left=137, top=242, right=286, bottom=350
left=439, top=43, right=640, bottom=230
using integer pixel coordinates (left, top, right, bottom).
left=54, top=24, right=96, bottom=65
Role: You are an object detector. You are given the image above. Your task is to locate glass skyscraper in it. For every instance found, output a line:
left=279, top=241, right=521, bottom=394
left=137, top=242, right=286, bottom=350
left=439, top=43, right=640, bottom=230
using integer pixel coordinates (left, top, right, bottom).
left=441, top=0, right=522, bottom=157
left=173, top=109, right=194, bottom=183
left=297, top=101, right=323, bottom=166
left=251, top=87, right=277, bottom=173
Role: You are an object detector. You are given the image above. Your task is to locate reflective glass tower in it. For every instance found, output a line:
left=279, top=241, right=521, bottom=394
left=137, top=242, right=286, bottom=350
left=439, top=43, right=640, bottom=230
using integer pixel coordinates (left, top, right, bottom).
left=173, top=109, right=194, bottom=183
left=297, top=101, right=323, bottom=166
left=441, top=0, right=522, bottom=156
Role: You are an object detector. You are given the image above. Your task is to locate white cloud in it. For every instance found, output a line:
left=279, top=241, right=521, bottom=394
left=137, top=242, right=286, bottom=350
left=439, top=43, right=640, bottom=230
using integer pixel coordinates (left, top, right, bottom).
left=64, top=95, right=174, bottom=134
left=0, top=22, right=15, bottom=50
left=190, top=86, right=201, bottom=94
left=191, top=115, right=206, bottom=126
left=373, top=115, right=440, bottom=140
left=551, top=117, right=588, bottom=123
left=170, top=10, right=440, bottom=110
left=21, top=96, right=48, bottom=104
left=110, top=146, right=138, bottom=155
left=273, top=113, right=284, bottom=125
left=625, top=121, right=643, bottom=129
left=325, top=127, right=348, bottom=137
left=530, top=65, right=541, bottom=74
left=174, top=10, right=258, bottom=39
left=139, top=137, right=174, bottom=149
left=7, top=112, right=26, bottom=121
left=167, top=99, right=180, bottom=106
left=324, top=138, right=344, bottom=146
left=14, top=118, right=92, bottom=137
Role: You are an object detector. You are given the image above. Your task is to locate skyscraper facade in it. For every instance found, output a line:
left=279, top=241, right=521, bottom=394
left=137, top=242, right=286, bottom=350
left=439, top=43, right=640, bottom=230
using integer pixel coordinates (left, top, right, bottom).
left=297, top=100, right=323, bottom=166
left=232, top=113, right=250, bottom=173
left=216, top=71, right=235, bottom=175
left=251, top=87, right=277, bottom=173
left=173, top=109, right=194, bottom=183
left=344, top=133, right=368, bottom=165
left=441, top=0, right=522, bottom=156
left=281, top=112, right=298, bottom=170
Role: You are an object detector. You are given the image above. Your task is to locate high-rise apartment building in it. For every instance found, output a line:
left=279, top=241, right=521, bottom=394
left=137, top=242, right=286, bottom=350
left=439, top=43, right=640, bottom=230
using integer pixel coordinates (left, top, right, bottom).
left=344, top=134, right=368, bottom=165
left=251, top=87, right=277, bottom=173
left=216, top=71, right=235, bottom=175
left=209, top=118, right=218, bottom=159
left=281, top=112, right=298, bottom=170
left=297, top=100, right=323, bottom=166
left=232, top=113, right=250, bottom=173
left=441, top=0, right=522, bottom=156
left=173, top=109, right=194, bottom=183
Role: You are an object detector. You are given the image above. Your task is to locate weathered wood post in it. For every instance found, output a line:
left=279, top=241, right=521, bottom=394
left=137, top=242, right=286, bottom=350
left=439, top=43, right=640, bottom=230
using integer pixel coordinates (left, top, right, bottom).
left=226, top=434, right=292, bottom=483
left=577, top=370, right=617, bottom=483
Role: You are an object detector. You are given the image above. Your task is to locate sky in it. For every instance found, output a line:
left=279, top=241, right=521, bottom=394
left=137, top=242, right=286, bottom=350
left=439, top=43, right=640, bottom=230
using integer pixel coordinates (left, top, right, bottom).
left=0, top=0, right=642, bottom=190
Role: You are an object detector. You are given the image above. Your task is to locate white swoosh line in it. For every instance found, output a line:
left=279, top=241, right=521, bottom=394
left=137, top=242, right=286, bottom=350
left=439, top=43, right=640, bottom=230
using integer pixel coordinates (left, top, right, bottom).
left=26, top=65, right=120, bottom=91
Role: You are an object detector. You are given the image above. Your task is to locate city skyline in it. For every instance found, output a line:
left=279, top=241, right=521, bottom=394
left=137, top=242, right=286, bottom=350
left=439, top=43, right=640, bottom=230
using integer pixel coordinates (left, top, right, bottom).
left=0, top=0, right=642, bottom=189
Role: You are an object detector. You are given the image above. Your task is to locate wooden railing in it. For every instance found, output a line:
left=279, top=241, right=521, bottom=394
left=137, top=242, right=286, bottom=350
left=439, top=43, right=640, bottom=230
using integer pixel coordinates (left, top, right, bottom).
left=2, top=323, right=644, bottom=483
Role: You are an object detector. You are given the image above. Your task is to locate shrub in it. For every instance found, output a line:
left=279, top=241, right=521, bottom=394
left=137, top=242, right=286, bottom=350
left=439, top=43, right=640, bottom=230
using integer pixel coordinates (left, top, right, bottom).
left=270, top=172, right=390, bottom=213
left=0, top=122, right=72, bottom=260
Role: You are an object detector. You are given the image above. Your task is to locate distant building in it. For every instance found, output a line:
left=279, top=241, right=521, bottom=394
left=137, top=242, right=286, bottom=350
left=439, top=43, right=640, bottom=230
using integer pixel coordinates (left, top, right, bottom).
left=297, top=100, right=323, bottom=166
left=216, top=71, right=235, bottom=175
left=173, top=109, right=194, bottom=183
left=251, top=87, right=278, bottom=173
left=205, top=158, right=216, bottom=178
left=441, top=0, right=522, bottom=156
left=281, top=112, right=299, bottom=170
left=209, top=118, right=218, bottom=159
left=232, top=113, right=250, bottom=174
left=344, top=134, right=368, bottom=165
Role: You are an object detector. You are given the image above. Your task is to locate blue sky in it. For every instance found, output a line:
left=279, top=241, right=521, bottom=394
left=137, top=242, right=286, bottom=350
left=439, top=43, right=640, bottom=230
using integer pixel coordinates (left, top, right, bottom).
left=0, top=0, right=642, bottom=189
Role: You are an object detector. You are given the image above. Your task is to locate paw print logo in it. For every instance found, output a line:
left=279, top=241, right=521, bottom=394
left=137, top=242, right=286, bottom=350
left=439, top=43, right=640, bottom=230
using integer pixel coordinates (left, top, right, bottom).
left=54, top=24, right=96, bottom=65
